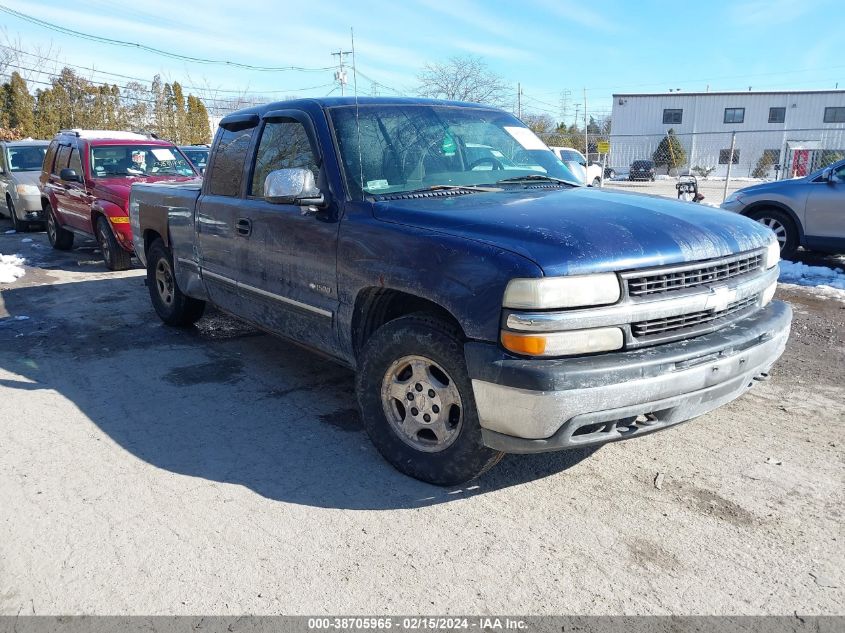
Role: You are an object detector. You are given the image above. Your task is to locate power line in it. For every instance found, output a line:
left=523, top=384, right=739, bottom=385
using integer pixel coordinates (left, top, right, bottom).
left=0, top=4, right=336, bottom=73
left=0, top=43, right=334, bottom=95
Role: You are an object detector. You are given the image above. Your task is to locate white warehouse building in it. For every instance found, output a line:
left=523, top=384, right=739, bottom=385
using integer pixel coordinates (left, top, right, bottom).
left=609, top=90, right=845, bottom=178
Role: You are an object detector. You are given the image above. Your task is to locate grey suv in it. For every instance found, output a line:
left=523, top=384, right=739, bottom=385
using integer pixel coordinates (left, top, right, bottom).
left=721, top=159, right=845, bottom=258
left=0, top=140, right=49, bottom=231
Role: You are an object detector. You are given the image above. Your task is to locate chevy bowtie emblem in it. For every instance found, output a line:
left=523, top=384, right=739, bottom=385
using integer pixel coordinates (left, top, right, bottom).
left=704, top=285, right=736, bottom=312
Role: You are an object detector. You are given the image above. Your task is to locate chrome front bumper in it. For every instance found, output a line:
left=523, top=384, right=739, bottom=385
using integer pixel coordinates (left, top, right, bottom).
left=466, top=301, right=791, bottom=453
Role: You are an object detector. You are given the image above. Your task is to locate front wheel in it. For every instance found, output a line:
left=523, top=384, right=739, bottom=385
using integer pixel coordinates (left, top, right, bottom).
left=591, top=177, right=601, bottom=187
left=356, top=314, right=504, bottom=485
left=748, top=208, right=798, bottom=259
left=8, top=198, right=27, bottom=232
left=95, top=215, right=132, bottom=271
left=146, top=239, right=205, bottom=326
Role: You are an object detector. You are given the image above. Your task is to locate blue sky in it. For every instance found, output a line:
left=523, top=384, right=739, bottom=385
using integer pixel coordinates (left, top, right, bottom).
left=1, top=0, right=841, bottom=122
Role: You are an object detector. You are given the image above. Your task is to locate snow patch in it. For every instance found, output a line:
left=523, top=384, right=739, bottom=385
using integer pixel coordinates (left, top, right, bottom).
left=779, top=260, right=845, bottom=301
left=0, top=253, right=26, bottom=284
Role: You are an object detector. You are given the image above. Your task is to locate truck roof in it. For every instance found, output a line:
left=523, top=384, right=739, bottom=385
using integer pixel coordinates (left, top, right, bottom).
left=222, top=96, right=504, bottom=122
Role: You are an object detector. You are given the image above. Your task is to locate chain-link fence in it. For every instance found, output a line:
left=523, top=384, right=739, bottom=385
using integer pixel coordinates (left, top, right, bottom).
left=556, top=127, right=845, bottom=203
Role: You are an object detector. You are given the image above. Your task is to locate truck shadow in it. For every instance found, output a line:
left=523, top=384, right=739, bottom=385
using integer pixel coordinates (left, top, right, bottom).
left=0, top=275, right=596, bottom=511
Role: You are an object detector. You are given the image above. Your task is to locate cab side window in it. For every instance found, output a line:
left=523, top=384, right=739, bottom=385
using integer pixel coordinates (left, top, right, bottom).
left=53, top=145, right=72, bottom=175
left=68, top=148, right=84, bottom=178
left=250, top=119, right=318, bottom=198
left=207, top=127, right=254, bottom=197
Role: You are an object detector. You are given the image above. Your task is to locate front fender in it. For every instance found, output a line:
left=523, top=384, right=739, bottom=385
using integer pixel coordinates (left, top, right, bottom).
left=337, top=206, right=543, bottom=363
left=92, top=199, right=134, bottom=252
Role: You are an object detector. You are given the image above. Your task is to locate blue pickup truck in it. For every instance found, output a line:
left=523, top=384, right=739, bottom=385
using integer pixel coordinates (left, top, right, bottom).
left=129, top=97, right=791, bottom=485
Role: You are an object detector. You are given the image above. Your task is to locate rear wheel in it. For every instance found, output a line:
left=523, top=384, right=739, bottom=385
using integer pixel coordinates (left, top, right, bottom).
left=46, top=203, right=74, bottom=250
left=146, top=239, right=205, bottom=326
left=748, top=208, right=798, bottom=259
left=95, top=215, right=132, bottom=271
left=591, top=177, right=601, bottom=187
left=356, top=314, right=504, bottom=485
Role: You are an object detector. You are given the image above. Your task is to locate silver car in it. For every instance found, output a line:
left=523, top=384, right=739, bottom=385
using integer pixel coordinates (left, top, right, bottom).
left=721, top=158, right=845, bottom=258
left=0, top=140, right=49, bottom=231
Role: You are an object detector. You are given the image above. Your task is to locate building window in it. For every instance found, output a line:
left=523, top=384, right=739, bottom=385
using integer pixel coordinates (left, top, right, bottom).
left=823, top=107, right=845, bottom=123
left=768, top=107, right=785, bottom=123
left=719, top=149, right=741, bottom=165
left=724, top=108, right=745, bottom=124
left=662, top=109, right=682, bottom=124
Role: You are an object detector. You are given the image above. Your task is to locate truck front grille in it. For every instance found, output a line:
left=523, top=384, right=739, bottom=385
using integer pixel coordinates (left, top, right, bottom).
left=626, top=251, right=764, bottom=297
left=631, top=294, right=760, bottom=338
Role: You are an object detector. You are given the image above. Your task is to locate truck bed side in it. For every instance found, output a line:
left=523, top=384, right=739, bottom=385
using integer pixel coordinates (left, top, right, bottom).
left=129, top=180, right=202, bottom=269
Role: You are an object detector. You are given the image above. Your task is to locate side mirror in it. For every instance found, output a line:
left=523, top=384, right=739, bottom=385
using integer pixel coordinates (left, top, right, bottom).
left=60, top=168, right=81, bottom=183
left=821, top=168, right=835, bottom=184
left=264, top=168, right=324, bottom=206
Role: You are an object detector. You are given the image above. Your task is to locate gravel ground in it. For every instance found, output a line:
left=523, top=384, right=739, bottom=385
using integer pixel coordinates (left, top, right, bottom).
left=0, top=222, right=842, bottom=616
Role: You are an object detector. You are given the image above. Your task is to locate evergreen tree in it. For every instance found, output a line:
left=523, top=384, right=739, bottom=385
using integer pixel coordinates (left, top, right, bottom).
left=1, top=72, right=35, bottom=137
left=653, top=128, right=687, bottom=172
left=172, top=82, right=186, bottom=143
left=185, top=95, right=211, bottom=144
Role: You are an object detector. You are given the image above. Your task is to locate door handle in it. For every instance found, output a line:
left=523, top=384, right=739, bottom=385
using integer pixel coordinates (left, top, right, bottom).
left=236, top=218, right=252, bottom=236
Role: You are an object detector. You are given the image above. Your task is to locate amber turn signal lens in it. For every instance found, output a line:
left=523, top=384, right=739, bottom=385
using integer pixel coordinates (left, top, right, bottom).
left=501, top=332, right=547, bottom=355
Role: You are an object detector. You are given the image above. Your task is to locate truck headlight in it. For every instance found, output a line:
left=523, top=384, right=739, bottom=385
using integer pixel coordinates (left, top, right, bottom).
left=15, top=184, right=39, bottom=196
left=765, top=239, right=780, bottom=269
left=503, top=273, right=621, bottom=309
left=501, top=327, right=624, bottom=357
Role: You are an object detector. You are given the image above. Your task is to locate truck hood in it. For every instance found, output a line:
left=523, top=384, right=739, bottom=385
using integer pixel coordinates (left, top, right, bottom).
left=372, top=187, right=774, bottom=276
left=93, top=176, right=198, bottom=208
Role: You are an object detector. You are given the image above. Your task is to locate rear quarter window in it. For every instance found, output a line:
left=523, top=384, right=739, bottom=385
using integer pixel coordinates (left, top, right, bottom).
left=207, top=128, right=255, bottom=197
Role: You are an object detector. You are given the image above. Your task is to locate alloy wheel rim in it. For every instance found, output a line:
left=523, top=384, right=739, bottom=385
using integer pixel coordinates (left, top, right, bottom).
left=380, top=354, right=463, bottom=453
left=759, top=217, right=787, bottom=247
left=98, top=225, right=111, bottom=261
left=155, top=259, right=175, bottom=305
left=47, top=211, right=56, bottom=242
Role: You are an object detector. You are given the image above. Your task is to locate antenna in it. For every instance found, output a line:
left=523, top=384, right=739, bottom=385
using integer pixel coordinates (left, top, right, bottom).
left=350, top=27, right=364, bottom=200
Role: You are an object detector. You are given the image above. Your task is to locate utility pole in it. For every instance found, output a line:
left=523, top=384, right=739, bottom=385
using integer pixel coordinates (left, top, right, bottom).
left=583, top=88, right=588, bottom=158
left=517, top=82, right=522, bottom=119
left=331, top=50, right=352, bottom=96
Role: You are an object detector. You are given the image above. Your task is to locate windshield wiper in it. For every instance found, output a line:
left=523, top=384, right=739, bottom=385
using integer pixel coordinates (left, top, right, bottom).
left=376, top=184, right=501, bottom=197
left=495, top=174, right=575, bottom=186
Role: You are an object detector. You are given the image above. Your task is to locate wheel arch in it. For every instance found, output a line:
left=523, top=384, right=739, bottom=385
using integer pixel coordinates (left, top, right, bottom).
left=351, top=287, right=465, bottom=361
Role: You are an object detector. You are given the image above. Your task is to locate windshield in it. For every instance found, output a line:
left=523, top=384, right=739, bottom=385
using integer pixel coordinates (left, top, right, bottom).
left=90, top=145, right=196, bottom=177
left=7, top=145, right=48, bottom=172
left=330, top=104, right=579, bottom=197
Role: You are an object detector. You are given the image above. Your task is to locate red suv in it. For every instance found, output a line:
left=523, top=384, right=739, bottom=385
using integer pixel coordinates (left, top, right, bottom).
left=40, top=130, right=199, bottom=270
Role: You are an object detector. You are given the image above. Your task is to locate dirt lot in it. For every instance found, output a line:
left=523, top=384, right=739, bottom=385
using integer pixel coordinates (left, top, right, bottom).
left=0, top=221, right=843, bottom=616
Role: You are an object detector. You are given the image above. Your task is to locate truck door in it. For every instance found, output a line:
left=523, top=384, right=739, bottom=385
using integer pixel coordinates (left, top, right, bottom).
left=61, top=146, right=95, bottom=232
left=233, top=110, right=339, bottom=355
left=195, top=115, right=259, bottom=315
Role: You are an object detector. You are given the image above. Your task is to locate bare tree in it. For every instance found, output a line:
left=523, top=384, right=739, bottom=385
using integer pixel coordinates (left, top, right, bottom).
left=417, top=55, right=510, bottom=107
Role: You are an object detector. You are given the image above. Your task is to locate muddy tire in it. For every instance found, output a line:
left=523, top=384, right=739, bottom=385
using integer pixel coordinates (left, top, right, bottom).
left=356, top=314, right=504, bottom=486
left=147, top=239, right=205, bottom=326
left=95, top=215, right=132, bottom=271
left=748, top=208, right=798, bottom=259
left=45, top=202, right=74, bottom=250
